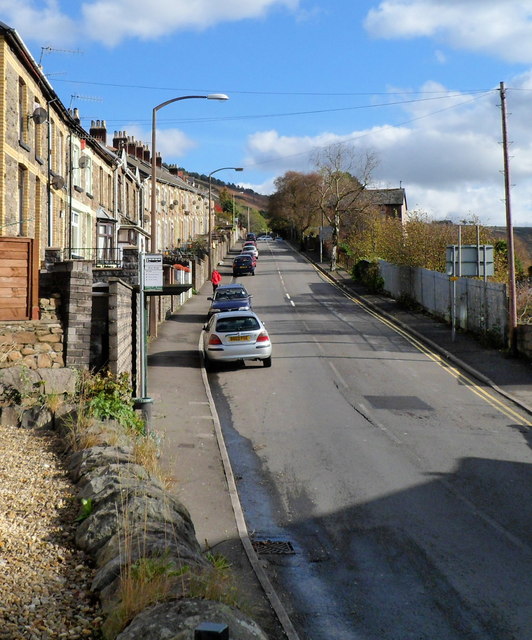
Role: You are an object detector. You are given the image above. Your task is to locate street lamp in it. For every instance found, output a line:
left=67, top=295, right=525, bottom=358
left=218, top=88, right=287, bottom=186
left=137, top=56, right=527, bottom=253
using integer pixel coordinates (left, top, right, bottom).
left=148, top=93, right=228, bottom=337
left=208, top=167, right=243, bottom=275
left=150, top=94, right=229, bottom=253
left=208, top=167, right=244, bottom=275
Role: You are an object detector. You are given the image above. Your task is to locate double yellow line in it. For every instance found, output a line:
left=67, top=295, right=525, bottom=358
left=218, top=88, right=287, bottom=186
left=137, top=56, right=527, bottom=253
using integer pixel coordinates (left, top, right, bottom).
left=319, top=268, right=531, bottom=428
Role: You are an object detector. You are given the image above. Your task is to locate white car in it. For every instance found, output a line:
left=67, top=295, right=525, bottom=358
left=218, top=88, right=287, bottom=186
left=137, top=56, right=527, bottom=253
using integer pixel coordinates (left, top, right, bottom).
left=203, top=311, right=272, bottom=369
left=241, top=244, right=259, bottom=259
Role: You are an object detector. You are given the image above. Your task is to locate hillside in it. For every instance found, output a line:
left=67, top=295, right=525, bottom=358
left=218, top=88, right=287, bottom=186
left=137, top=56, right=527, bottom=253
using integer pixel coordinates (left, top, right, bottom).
left=491, top=227, right=532, bottom=273
left=180, top=169, right=270, bottom=213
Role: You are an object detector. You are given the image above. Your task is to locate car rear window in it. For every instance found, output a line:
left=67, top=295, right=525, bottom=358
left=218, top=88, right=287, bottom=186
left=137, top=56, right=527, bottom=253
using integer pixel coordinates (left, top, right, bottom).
left=234, top=256, right=251, bottom=263
left=215, top=289, right=247, bottom=300
left=215, top=316, right=260, bottom=332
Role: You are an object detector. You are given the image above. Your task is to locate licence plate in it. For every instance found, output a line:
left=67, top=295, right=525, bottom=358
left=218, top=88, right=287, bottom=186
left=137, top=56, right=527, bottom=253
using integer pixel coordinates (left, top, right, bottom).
left=229, top=335, right=250, bottom=342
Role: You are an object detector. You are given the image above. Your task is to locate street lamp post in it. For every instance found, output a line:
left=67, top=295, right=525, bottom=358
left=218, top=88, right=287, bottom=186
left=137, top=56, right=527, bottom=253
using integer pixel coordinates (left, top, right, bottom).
left=148, top=93, right=228, bottom=337
left=208, top=167, right=243, bottom=275
left=150, top=94, right=228, bottom=253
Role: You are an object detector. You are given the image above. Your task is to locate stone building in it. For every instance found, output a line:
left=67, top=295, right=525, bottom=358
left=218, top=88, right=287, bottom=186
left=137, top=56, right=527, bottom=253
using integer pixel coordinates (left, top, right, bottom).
left=0, top=21, right=218, bottom=376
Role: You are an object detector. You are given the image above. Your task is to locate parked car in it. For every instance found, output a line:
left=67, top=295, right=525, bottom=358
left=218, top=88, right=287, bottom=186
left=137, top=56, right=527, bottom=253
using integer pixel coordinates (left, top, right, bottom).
left=232, top=254, right=255, bottom=277
left=257, top=235, right=273, bottom=242
left=207, top=284, right=253, bottom=317
left=243, top=252, right=257, bottom=268
left=241, top=244, right=259, bottom=259
left=246, top=232, right=257, bottom=242
left=203, top=310, right=272, bottom=369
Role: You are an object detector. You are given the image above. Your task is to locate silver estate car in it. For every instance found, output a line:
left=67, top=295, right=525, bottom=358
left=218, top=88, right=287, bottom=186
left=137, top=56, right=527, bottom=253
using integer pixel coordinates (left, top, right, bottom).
left=202, top=310, right=272, bottom=369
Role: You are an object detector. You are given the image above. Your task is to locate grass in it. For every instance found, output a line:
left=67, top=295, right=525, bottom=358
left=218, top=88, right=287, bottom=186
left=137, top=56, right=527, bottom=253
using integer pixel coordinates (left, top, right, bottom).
left=47, top=369, right=247, bottom=638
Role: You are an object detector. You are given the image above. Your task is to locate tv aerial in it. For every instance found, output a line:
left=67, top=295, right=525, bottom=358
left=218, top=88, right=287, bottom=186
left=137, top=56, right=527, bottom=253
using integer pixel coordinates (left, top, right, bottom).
left=69, top=94, right=103, bottom=109
left=38, top=46, right=83, bottom=67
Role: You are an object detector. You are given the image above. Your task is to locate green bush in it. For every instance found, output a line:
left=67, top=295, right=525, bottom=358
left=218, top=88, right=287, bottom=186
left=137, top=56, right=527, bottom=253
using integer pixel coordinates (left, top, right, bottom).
left=352, top=260, right=384, bottom=293
left=80, top=371, right=145, bottom=435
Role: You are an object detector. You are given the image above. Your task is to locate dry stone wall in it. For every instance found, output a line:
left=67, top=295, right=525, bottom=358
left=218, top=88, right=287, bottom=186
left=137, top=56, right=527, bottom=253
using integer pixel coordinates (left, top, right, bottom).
left=0, top=296, right=64, bottom=369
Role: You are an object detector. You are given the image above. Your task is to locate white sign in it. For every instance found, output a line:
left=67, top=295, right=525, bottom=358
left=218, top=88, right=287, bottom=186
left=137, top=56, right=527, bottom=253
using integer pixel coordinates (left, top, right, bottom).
left=143, top=254, right=163, bottom=290
left=446, top=245, right=494, bottom=277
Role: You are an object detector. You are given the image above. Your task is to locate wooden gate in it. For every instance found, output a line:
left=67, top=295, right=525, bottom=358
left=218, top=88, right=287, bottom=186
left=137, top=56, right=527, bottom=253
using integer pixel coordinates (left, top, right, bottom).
left=0, top=238, right=39, bottom=320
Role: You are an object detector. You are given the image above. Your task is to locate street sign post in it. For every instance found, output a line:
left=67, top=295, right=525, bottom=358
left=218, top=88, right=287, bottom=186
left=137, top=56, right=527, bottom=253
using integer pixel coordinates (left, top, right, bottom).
left=143, top=254, right=163, bottom=290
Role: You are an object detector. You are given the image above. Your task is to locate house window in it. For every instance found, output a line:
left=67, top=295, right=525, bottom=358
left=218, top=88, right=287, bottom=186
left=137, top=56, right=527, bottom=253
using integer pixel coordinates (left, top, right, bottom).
left=49, top=120, right=56, bottom=172
left=18, top=79, right=28, bottom=145
left=71, top=144, right=81, bottom=187
left=18, top=165, right=27, bottom=235
left=84, top=157, right=92, bottom=195
left=34, top=100, right=43, bottom=160
left=97, top=221, right=115, bottom=262
left=57, top=130, right=64, bottom=177
left=117, top=173, right=123, bottom=212
left=99, top=166, right=104, bottom=205
left=71, top=211, right=80, bottom=254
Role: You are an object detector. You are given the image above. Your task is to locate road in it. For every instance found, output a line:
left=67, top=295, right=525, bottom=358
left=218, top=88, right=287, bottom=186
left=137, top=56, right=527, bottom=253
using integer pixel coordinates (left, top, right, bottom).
left=208, top=240, right=532, bottom=640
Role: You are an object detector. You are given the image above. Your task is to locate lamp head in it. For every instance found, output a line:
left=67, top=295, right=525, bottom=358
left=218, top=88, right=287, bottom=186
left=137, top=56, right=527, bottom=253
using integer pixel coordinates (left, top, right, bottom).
left=235, top=167, right=244, bottom=172
left=207, top=93, right=229, bottom=101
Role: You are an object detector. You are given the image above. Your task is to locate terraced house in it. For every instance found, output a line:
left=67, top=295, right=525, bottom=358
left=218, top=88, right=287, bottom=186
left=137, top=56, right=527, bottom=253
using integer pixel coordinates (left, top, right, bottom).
left=0, top=22, right=223, bottom=383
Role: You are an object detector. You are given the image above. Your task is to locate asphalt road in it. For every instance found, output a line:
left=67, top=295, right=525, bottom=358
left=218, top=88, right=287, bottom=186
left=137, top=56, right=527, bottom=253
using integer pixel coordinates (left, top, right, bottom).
left=208, top=240, right=532, bottom=640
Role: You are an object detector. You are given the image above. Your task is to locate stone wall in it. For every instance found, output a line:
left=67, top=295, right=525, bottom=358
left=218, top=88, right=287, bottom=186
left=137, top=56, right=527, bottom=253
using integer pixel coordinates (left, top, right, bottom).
left=0, top=296, right=64, bottom=369
left=516, top=324, right=532, bottom=359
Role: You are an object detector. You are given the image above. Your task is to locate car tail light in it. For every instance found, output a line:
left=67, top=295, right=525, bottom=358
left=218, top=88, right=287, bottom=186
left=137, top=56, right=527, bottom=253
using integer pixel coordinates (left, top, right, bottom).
left=256, top=331, right=269, bottom=342
left=208, top=334, right=223, bottom=345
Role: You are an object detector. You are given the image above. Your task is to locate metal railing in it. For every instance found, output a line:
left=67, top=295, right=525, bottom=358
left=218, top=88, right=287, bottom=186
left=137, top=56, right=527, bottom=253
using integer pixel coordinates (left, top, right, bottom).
left=68, top=247, right=123, bottom=268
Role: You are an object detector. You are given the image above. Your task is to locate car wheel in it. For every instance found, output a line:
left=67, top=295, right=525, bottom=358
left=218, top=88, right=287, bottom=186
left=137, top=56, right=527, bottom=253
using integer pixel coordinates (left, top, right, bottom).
left=262, top=356, right=272, bottom=367
left=232, top=272, right=237, bottom=277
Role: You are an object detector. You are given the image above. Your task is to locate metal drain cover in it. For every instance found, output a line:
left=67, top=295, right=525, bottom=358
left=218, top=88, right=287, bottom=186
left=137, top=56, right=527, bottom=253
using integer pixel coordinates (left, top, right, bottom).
left=251, top=539, right=295, bottom=555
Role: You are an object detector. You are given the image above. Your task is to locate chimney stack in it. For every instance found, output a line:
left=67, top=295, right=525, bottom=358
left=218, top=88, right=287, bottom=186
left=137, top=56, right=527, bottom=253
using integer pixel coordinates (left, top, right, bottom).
left=113, top=130, right=127, bottom=152
left=90, top=120, right=107, bottom=145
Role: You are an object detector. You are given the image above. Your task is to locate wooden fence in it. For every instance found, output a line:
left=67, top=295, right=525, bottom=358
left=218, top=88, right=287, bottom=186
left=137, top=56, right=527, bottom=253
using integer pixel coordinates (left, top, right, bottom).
left=0, top=238, right=38, bottom=320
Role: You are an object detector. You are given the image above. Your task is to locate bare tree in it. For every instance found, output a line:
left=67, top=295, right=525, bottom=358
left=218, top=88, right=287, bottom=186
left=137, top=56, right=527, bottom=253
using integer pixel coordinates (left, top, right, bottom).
left=313, top=142, right=378, bottom=271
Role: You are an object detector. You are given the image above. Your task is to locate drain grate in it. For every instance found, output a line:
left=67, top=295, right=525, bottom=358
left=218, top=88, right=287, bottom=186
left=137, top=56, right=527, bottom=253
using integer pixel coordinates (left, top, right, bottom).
left=251, top=539, right=295, bottom=555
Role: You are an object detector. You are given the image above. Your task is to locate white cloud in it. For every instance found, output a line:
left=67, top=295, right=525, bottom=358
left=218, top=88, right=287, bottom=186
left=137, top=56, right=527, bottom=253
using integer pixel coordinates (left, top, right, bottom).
left=364, top=0, right=532, bottom=64
left=154, top=128, right=197, bottom=158
left=245, top=78, right=532, bottom=225
left=0, top=0, right=299, bottom=46
left=0, top=0, right=79, bottom=45
left=121, top=123, right=196, bottom=158
left=81, top=0, right=299, bottom=46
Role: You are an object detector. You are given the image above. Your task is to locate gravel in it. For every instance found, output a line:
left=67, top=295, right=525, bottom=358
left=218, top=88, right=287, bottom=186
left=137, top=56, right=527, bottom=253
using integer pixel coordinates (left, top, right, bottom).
left=0, top=424, right=103, bottom=639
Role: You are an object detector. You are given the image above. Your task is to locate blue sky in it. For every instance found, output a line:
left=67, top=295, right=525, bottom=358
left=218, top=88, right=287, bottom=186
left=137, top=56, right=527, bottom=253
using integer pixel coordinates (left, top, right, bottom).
left=3, top=0, right=532, bottom=226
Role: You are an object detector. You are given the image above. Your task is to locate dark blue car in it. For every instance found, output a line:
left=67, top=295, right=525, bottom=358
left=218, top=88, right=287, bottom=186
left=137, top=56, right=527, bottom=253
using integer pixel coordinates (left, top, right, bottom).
left=207, top=284, right=253, bottom=317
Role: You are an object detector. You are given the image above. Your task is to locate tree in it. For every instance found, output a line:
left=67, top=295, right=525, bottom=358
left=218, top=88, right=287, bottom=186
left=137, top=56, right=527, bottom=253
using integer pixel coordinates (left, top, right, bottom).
left=313, top=142, right=378, bottom=270
left=267, top=171, right=321, bottom=241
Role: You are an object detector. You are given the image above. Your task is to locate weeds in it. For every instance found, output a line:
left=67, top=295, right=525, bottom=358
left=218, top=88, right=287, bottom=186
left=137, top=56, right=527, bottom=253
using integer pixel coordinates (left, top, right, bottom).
left=75, top=498, right=94, bottom=522
left=79, top=371, right=145, bottom=435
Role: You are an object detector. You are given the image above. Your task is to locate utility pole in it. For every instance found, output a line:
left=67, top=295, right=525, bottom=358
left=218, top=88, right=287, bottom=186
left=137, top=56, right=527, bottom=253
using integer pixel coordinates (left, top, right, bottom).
left=499, top=81, right=518, bottom=354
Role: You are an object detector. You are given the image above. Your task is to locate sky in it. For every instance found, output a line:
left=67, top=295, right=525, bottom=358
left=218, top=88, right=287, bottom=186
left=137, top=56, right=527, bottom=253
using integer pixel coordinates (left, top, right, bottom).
left=2, top=0, right=532, bottom=226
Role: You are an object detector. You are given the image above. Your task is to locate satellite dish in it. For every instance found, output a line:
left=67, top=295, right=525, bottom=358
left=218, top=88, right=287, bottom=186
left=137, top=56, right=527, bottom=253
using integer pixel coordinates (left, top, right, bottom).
left=78, top=154, right=89, bottom=168
left=51, top=175, right=65, bottom=190
left=31, top=107, right=48, bottom=125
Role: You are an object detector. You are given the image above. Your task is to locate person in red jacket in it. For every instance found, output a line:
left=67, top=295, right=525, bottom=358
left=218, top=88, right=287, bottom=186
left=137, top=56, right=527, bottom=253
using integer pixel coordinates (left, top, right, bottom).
left=211, top=269, right=222, bottom=293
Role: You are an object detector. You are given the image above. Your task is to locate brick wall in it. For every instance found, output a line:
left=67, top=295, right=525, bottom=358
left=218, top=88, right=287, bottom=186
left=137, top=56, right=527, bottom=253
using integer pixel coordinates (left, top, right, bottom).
left=108, top=279, right=135, bottom=383
left=49, top=261, right=93, bottom=369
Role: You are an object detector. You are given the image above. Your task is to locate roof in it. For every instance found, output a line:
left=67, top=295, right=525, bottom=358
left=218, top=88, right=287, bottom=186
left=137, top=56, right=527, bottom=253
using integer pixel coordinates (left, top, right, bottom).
left=367, top=188, right=406, bottom=207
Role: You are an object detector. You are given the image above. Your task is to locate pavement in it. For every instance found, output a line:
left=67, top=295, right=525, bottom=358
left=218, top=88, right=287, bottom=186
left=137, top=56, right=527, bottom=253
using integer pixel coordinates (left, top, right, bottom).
left=146, top=247, right=532, bottom=639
